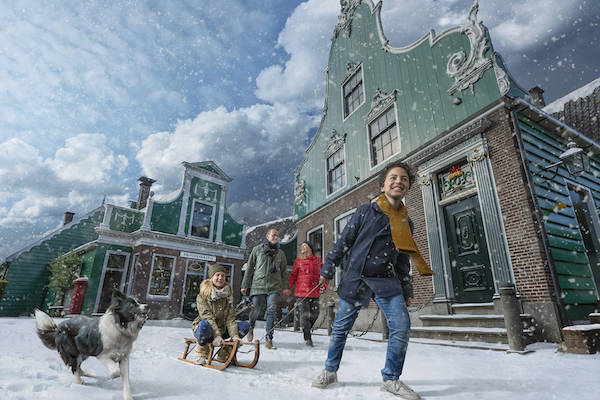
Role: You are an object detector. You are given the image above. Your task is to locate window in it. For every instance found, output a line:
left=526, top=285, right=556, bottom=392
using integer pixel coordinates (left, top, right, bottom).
left=327, top=147, right=346, bottom=194
left=190, top=201, right=214, bottom=239
left=343, top=67, right=364, bottom=118
left=148, top=255, right=176, bottom=298
left=307, top=226, right=324, bottom=260
left=369, top=106, right=399, bottom=167
left=96, top=251, right=130, bottom=313
left=334, top=210, right=355, bottom=287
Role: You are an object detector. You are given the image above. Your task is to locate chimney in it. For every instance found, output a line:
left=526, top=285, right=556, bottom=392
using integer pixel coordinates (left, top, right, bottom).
left=136, top=176, right=156, bottom=210
left=63, top=212, right=75, bottom=226
left=529, top=86, right=545, bottom=108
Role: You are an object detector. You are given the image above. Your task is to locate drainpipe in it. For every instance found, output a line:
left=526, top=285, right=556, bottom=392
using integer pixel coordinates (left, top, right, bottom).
left=509, top=106, right=569, bottom=329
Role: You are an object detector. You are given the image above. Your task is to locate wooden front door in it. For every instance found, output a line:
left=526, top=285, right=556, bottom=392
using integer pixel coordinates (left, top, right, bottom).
left=443, top=195, right=494, bottom=303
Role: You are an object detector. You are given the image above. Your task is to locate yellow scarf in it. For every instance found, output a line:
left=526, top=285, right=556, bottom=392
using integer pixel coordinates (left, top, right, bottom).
left=376, top=194, right=434, bottom=276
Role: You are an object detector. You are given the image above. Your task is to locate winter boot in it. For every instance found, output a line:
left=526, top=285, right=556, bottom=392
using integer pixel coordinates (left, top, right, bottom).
left=194, top=344, right=210, bottom=365
left=311, top=370, right=338, bottom=388
left=246, top=328, right=254, bottom=342
left=214, top=346, right=231, bottom=362
left=305, top=338, right=314, bottom=347
left=265, top=339, right=277, bottom=349
left=381, top=379, right=421, bottom=399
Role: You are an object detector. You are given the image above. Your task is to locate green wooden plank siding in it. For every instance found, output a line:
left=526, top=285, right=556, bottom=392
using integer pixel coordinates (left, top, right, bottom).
left=222, top=213, right=243, bottom=247
left=109, top=208, right=144, bottom=233
left=295, top=2, right=502, bottom=219
left=0, top=209, right=104, bottom=316
left=150, top=192, right=183, bottom=234
left=519, top=114, right=600, bottom=320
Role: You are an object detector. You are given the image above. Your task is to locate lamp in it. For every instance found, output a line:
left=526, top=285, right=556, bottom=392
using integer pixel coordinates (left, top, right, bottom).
left=541, top=141, right=591, bottom=178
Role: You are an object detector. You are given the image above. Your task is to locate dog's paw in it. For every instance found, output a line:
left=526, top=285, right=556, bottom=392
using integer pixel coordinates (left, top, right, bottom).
left=109, top=371, right=121, bottom=379
left=123, top=393, right=134, bottom=400
left=74, top=377, right=85, bottom=385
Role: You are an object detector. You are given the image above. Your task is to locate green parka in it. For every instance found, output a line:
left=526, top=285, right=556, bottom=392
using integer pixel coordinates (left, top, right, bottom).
left=241, top=243, right=289, bottom=296
left=191, top=280, right=238, bottom=338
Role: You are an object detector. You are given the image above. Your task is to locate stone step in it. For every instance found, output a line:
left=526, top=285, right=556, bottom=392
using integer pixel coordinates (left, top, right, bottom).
left=410, top=326, right=536, bottom=344
left=419, top=313, right=534, bottom=329
left=451, top=302, right=495, bottom=315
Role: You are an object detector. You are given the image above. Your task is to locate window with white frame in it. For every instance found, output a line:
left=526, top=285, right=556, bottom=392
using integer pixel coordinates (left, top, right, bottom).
left=327, top=147, right=346, bottom=195
left=334, top=210, right=355, bottom=287
left=343, top=67, right=364, bottom=118
left=369, top=106, right=399, bottom=167
left=307, top=226, right=324, bottom=260
left=190, top=201, right=214, bottom=239
left=148, top=255, right=176, bottom=297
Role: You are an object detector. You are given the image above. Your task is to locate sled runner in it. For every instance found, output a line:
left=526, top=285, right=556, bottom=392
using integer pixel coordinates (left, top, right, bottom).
left=178, top=337, right=260, bottom=370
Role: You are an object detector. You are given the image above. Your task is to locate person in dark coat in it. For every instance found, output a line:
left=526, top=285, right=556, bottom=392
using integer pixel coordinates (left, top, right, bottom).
left=289, top=240, right=325, bottom=347
left=241, top=228, right=291, bottom=349
left=311, top=160, right=434, bottom=399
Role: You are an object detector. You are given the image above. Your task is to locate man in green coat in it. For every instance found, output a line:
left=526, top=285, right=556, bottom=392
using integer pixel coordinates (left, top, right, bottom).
left=241, top=228, right=290, bottom=349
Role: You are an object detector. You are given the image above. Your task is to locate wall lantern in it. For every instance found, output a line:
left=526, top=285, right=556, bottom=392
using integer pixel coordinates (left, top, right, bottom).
left=542, top=141, right=591, bottom=178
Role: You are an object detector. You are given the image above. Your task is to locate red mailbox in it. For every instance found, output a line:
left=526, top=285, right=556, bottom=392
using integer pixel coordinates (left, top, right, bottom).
left=69, top=277, right=88, bottom=315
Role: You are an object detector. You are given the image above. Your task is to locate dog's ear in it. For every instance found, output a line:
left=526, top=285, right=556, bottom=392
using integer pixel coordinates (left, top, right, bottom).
left=111, top=288, right=126, bottom=302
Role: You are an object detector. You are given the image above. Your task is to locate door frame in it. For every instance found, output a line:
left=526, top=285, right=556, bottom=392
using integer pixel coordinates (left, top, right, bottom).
left=94, top=250, right=131, bottom=313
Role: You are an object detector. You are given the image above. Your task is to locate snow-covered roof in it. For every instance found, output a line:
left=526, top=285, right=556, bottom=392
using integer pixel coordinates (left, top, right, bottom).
left=543, top=77, right=600, bottom=114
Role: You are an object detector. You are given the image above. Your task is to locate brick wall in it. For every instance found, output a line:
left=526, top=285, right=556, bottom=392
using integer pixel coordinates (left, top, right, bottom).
left=485, top=107, right=555, bottom=302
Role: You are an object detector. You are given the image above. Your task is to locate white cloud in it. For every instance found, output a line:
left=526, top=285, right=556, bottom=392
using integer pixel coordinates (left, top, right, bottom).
left=136, top=103, right=315, bottom=192
left=228, top=200, right=283, bottom=226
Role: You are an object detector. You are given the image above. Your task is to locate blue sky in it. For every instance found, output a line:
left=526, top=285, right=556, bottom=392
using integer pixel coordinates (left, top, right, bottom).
left=1, top=0, right=599, bottom=259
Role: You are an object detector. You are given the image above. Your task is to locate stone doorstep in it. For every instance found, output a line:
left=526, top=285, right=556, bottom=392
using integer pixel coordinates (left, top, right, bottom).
left=419, top=313, right=534, bottom=329
left=589, top=313, right=600, bottom=324
left=560, top=324, right=600, bottom=354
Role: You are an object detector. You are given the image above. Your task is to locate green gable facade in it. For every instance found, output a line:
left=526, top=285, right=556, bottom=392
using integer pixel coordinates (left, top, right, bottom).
left=294, top=0, right=599, bottom=343
left=1, top=161, right=247, bottom=320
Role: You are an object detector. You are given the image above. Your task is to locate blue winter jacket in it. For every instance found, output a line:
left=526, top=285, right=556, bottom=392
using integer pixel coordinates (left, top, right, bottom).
left=320, top=202, right=414, bottom=307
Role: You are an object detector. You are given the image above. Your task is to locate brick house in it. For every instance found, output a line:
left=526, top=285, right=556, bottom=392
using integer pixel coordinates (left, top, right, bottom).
left=293, top=0, right=600, bottom=344
left=0, top=161, right=247, bottom=320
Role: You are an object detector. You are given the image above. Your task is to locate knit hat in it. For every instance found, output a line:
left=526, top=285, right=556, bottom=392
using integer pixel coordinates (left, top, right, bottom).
left=302, top=241, right=314, bottom=254
left=208, top=263, right=226, bottom=279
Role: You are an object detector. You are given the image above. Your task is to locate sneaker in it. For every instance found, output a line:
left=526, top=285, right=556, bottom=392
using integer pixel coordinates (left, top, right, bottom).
left=305, top=339, right=314, bottom=347
left=381, top=380, right=421, bottom=399
left=265, top=339, right=277, bottom=349
left=311, top=370, right=338, bottom=388
left=246, top=329, right=254, bottom=342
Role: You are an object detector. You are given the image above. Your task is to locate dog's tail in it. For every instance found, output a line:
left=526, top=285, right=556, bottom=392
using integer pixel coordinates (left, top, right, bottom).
left=35, top=309, right=58, bottom=350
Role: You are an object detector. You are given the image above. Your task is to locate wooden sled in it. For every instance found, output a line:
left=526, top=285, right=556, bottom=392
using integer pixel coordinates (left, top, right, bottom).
left=178, top=337, right=260, bottom=370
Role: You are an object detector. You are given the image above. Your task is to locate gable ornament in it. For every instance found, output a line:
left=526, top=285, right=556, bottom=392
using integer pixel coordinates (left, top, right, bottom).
left=294, top=171, right=307, bottom=206
left=365, top=88, right=397, bottom=122
left=335, top=0, right=360, bottom=37
left=324, top=129, right=347, bottom=157
left=446, top=0, right=493, bottom=95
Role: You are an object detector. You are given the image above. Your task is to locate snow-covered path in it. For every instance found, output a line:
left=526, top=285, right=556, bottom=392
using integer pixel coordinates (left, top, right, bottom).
left=1, top=317, right=598, bottom=399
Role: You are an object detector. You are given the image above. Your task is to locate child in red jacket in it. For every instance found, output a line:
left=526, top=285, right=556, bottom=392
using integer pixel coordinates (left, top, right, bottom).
left=289, top=241, right=325, bottom=346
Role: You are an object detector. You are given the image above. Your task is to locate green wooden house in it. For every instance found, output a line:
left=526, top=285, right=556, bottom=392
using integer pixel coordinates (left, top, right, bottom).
left=0, top=161, right=247, bottom=319
left=294, top=0, right=599, bottom=343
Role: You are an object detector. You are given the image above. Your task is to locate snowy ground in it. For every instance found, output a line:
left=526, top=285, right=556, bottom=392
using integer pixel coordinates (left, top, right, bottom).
left=1, top=317, right=598, bottom=400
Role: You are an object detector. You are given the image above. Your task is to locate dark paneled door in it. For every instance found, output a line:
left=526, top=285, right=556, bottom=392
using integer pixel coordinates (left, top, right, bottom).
left=443, top=195, right=494, bottom=303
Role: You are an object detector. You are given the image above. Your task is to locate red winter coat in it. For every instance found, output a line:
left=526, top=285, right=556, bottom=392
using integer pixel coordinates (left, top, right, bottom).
left=289, top=255, right=324, bottom=298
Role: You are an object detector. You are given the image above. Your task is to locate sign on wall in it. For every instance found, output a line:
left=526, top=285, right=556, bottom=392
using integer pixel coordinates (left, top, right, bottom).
left=180, top=252, right=217, bottom=262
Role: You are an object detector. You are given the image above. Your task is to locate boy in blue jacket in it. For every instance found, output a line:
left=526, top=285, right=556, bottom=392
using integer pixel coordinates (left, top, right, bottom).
left=312, top=160, right=433, bottom=399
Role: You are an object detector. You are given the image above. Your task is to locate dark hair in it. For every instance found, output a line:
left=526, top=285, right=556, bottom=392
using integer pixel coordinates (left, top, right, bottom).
left=378, top=160, right=414, bottom=189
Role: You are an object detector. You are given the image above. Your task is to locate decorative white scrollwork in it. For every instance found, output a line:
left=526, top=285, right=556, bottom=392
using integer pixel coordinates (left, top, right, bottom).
left=113, top=211, right=135, bottom=226
left=335, top=0, right=360, bottom=37
left=492, top=52, right=510, bottom=96
left=365, top=88, right=397, bottom=122
left=446, top=0, right=492, bottom=95
left=324, top=129, right=347, bottom=157
left=294, top=171, right=306, bottom=206
left=193, top=182, right=218, bottom=202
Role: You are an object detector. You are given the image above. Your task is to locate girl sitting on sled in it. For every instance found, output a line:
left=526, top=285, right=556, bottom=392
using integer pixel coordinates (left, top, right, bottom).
left=191, top=264, right=250, bottom=364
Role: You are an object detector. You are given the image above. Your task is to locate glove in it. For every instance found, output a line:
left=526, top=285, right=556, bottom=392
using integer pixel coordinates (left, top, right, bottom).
left=231, top=335, right=241, bottom=343
left=212, top=336, right=224, bottom=347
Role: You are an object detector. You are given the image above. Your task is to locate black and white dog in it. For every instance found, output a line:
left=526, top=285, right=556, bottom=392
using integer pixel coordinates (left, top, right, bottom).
left=35, top=290, right=148, bottom=400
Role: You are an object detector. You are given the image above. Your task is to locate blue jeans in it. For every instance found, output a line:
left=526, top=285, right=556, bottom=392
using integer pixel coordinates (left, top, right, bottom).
left=249, top=293, right=278, bottom=340
left=194, top=320, right=251, bottom=346
left=324, top=294, right=410, bottom=381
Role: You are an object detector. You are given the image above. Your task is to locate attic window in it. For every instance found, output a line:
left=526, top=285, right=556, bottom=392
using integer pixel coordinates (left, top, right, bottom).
left=368, top=106, right=399, bottom=167
left=190, top=201, right=214, bottom=240
left=343, top=66, right=364, bottom=119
